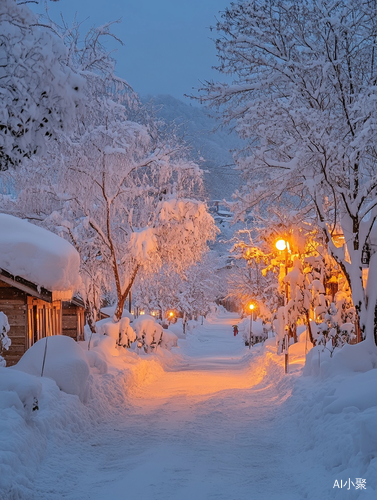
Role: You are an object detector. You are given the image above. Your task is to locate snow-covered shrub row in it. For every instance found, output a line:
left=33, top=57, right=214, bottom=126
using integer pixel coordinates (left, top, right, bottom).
left=86, top=314, right=178, bottom=355
left=133, top=315, right=178, bottom=353
left=95, top=316, right=136, bottom=348
left=0, top=311, right=11, bottom=367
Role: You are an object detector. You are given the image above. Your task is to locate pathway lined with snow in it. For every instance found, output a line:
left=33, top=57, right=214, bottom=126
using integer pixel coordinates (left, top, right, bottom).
left=31, top=313, right=323, bottom=500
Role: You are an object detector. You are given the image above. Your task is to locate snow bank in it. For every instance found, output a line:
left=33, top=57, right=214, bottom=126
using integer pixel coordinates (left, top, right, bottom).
left=0, top=214, right=80, bottom=297
left=13, top=335, right=90, bottom=402
left=0, top=324, right=173, bottom=498
left=0, top=367, right=41, bottom=416
left=304, top=338, right=377, bottom=377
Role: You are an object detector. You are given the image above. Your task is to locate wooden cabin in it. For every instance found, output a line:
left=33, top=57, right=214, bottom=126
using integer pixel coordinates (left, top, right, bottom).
left=62, top=297, right=85, bottom=342
left=0, top=269, right=85, bottom=366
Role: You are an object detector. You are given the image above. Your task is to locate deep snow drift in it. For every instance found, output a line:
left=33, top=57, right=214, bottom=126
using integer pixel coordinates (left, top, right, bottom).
left=0, top=310, right=376, bottom=499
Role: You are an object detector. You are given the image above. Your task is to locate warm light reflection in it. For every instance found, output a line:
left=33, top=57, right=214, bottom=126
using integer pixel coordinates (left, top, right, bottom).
left=128, top=365, right=267, bottom=401
left=139, top=310, right=145, bottom=315
left=275, top=239, right=287, bottom=251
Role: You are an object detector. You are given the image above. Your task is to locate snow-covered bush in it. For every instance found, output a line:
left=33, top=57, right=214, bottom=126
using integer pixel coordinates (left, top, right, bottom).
left=95, top=316, right=137, bottom=348
left=239, top=317, right=268, bottom=347
left=0, top=311, right=11, bottom=367
left=14, top=336, right=90, bottom=402
left=119, top=317, right=136, bottom=348
left=133, top=315, right=177, bottom=353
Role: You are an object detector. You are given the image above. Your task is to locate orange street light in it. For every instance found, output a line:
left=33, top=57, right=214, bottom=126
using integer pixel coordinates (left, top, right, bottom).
left=166, top=310, right=175, bottom=320
left=275, top=237, right=290, bottom=375
left=275, top=239, right=287, bottom=251
left=246, top=302, right=257, bottom=349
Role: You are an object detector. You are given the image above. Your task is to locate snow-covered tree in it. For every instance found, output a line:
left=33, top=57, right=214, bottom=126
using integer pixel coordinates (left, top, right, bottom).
left=2, top=18, right=217, bottom=328
left=198, top=0, right=377, bottom=346
left=0, top=0, right=83, bottom=170
left=134, top=254, right=221, bottom=331
left=227, top=228, right=280, bottom=318
left=8, top=116, right=217, bottom=323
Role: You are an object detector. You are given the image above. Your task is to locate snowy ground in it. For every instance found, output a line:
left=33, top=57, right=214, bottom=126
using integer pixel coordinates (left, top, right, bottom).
left=1, top=311, right=376, bottom=499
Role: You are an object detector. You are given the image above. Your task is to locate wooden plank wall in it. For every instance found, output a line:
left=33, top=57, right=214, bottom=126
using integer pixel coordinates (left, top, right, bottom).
left=0, top=281, right=27, bottom=366
left=62, top=303, right=79, bottom=341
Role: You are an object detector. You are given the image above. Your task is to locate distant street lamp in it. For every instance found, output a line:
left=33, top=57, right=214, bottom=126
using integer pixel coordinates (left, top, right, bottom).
left=247, top=302, right=256, bottom=349
left=275, top=237, right=290, bottom=374
left=166, top=310, right=175, bottom=322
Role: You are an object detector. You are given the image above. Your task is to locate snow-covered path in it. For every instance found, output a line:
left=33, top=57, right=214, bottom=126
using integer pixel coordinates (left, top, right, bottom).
left=31, top=313, right=315, bottom=500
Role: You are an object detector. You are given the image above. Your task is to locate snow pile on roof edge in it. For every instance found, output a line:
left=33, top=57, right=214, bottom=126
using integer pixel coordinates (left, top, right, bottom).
left=0, top=214, right=80, bottom=295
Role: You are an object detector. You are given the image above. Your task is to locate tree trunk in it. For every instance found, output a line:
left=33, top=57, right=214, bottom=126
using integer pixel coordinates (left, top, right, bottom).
left=183, top=311, right=187, bottom=334
left=290, top=322, right=298, bottom=343
left=114, top=294, right=128, bottom=323
left=305, top=311, right=315, bottom=345
left=113, top=265, right=140, bottom=322
left=85, top=301, right=97, bottom=334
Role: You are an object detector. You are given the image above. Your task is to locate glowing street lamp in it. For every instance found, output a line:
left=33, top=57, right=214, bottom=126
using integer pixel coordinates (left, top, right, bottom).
left=166, top=310, right=175, bottom=322
left=246, top=301, right=256, bottom=349
left=275, top=237, right=290, bottom=374
left=275, top=239, right=287, bottom=251
left=275, top=238, right=289, bottom=304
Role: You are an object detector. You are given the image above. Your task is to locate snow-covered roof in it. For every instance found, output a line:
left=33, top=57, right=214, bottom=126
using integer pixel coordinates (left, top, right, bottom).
left=0, top=214, right=80, bottom=300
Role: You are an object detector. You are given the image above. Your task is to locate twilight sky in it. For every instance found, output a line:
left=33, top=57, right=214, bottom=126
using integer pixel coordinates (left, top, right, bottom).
left=37, top=0, right=230, bottom=100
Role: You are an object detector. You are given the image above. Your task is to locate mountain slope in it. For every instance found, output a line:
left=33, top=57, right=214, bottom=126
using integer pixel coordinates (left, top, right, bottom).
left=143, top=94, right=242, bottom=201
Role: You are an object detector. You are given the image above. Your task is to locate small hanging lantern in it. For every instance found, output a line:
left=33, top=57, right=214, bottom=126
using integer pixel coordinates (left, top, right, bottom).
left=361, top=243, right=371, bottom=266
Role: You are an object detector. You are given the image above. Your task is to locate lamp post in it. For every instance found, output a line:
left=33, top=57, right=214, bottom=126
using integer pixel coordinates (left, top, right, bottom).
left=247, top=302, right=255, bottom=349
left=275, top=239, right=289, bottom=303
left=276, top=238, right=289, bottom=374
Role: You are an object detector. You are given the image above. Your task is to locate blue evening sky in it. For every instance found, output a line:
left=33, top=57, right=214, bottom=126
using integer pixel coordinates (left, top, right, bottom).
left=36, top=0, right=230, bottom=101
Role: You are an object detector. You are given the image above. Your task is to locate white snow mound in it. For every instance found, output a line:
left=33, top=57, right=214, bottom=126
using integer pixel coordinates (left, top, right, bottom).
left=13, top=335, right=90, bottom=402
left=0, top=214, right=80, bottom=296
left=0, top=367, right=42, bottom=416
